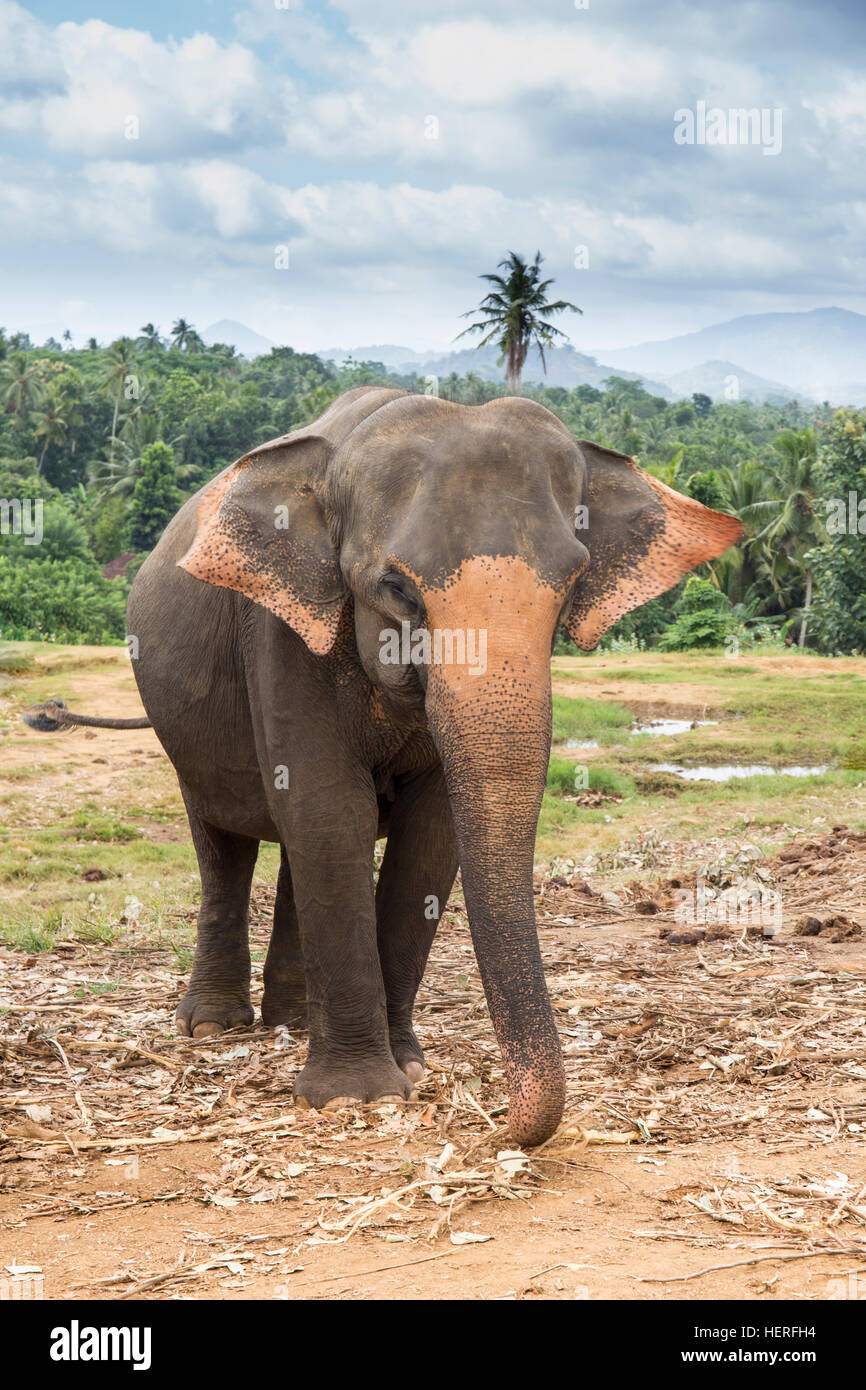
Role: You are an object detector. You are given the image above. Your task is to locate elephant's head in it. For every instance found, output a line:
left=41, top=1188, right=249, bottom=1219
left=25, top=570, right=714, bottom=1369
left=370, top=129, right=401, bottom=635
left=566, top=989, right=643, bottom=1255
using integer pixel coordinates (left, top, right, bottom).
left=179, top=386, right=742, bottom=1145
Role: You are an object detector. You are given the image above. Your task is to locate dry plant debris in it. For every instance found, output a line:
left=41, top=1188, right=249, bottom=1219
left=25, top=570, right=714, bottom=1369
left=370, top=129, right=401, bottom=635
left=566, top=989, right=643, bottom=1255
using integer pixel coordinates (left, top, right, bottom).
left=1, top=825, right=864, bottom=1297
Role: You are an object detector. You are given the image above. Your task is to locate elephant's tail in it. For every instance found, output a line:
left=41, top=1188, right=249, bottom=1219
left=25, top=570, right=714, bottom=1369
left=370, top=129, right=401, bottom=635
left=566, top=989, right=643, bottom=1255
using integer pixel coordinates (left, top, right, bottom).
left=22, top=698, right=152, bottom=732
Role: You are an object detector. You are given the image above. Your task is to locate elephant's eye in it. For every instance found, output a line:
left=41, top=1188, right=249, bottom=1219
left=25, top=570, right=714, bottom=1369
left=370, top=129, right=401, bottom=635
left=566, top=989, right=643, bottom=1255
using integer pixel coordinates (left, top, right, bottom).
left=380, top=575, right=418, bottom=612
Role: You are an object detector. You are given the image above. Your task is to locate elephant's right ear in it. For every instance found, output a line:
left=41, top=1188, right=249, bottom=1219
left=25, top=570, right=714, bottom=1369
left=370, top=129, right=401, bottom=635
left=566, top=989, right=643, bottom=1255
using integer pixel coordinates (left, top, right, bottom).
left=178, top=434, right=345, bottom=655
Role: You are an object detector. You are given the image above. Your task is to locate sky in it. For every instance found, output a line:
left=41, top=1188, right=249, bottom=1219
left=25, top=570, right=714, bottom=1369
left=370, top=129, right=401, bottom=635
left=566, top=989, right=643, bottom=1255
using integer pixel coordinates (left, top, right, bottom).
left=1, top=0, right=866, bottom=355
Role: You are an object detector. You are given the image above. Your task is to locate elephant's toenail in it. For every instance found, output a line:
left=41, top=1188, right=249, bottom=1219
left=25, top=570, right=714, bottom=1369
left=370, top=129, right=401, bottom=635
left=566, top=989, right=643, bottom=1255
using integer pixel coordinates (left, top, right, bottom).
left=192, top=1021, right=223, bottom=1039
left=323, top=1095, right=360, bottom=1112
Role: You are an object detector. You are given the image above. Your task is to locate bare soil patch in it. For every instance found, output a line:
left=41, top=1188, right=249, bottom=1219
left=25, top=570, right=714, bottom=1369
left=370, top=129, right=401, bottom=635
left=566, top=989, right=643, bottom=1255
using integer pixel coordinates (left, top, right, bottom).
left=2, top=827, right=865, bottom=1301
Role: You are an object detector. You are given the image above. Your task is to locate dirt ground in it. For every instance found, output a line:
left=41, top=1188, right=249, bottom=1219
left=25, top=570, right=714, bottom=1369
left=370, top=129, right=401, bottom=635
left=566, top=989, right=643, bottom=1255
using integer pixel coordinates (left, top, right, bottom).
left=1, top=651, right=865, bottom=1301
left=3, top=844, right=866, bottom=1301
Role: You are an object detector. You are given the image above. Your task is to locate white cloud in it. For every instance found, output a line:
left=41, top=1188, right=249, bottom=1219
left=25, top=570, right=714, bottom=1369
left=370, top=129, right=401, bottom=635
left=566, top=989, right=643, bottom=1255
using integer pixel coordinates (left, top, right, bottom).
left=0, top=16, right=289, bottom=158
left=368, top=22, right=672, bottom=108
left=1, top=1, right=865, bottom=347
left=0, top=0, right=62, bottom=94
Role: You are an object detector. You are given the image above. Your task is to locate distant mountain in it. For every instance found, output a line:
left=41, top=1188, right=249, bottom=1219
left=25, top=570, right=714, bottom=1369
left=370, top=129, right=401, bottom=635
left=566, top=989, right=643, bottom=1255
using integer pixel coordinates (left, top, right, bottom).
left=659, top=359, right=813, bottom=406
left=204, top=309, right=862, bottom=404
left=319, top=341, right=673, bottom=396
left=202, top=320, right=274, bottom=358
left=600, top=307, right=866, bottom=404
left=319, top=344, right=435, bottom=368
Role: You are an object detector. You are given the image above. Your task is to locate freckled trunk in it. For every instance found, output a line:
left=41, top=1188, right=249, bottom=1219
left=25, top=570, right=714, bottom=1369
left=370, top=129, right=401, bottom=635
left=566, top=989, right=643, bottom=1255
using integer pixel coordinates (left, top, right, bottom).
left=426, top=677, right=564, bottom=1147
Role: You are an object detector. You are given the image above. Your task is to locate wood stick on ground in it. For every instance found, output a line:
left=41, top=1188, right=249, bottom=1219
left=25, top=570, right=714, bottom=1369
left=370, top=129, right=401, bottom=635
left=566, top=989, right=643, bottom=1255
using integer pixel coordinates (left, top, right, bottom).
left=633, top=1248, right=866, bottom=1283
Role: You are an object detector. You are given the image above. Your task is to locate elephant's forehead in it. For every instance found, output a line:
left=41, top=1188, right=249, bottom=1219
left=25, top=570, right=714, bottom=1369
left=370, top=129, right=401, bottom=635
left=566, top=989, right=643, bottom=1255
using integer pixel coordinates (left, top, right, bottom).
left=344, top=422, right=581, bottom=540
left=368, top=415, right=577, bottom=480
left=332, top=401, right=588, bottom=588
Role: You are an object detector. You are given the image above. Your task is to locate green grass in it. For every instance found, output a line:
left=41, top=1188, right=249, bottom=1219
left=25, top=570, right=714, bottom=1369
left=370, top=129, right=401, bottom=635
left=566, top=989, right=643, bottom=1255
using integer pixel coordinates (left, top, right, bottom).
left=0, top=908, right=65, bottom=952
left=546, top=753, right=635, bottom=798
left=71, top=807, right=143, bottom=842
left=73, top=980, right=121, bottom=997
left=555, top=651, right=866, bottom=766
left=73, top=920, right=121, bottom=946
left=551, top=694, right=633, bottom=744
left=2, top=639, right=866, bottom=933
left=0, top=649, right=35, bottom=675
left=170, top=943, right=194, bottom=972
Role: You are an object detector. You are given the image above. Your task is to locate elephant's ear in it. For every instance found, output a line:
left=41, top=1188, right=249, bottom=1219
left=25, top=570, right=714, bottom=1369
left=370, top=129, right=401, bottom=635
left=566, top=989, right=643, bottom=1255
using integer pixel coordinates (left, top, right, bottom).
left=178, top=434, right=344, bottom=655
left=565, top=441, right=743, bottom=651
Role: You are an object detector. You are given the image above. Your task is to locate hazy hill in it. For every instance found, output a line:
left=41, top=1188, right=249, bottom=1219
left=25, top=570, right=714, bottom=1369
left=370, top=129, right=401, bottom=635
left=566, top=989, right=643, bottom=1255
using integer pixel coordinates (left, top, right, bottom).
left=202, top=319, right=274, bottom=358
left=200, top=308, right=866, bottom=404
left=660, top=359, right=815, bottom=405
left=600, top=307, right=866, bottom=404
left=320, top=341, right=673, bottom=396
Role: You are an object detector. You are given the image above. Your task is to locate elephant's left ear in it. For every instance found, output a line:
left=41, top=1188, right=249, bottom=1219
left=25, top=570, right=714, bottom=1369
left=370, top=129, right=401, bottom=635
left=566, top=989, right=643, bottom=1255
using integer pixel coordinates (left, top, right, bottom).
left=565, top=441, right=743, bottom=651
left=178, top=433, right=345, bottom=655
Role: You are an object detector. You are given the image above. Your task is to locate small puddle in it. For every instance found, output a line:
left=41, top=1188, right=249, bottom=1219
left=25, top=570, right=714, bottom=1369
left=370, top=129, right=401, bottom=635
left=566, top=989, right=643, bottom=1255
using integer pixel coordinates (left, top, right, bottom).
left=565, top=718, right=716, bottom=751
left=655, top=763, right=829, bottom=783
left=632, top=718, right=717, bottom=737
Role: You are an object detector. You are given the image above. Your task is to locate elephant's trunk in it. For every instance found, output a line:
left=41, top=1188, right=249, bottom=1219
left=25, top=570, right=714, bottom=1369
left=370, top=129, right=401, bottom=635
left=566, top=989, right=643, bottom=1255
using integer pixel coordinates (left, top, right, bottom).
left=422, top=558, right=566, bottom=1147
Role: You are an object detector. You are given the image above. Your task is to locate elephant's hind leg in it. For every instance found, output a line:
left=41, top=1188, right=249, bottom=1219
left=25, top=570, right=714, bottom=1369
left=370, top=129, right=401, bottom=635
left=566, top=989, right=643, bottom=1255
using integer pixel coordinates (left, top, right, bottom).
left=261, top=847, right=308, bottom=1028
left=176, top=795, right=259, bottom=1039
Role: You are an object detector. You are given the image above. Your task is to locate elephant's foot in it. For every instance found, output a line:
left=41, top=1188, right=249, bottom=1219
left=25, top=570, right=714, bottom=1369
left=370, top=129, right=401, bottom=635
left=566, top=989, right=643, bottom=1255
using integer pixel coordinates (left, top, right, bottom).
left=175, top=985, right=254, bottom=1039
left=389, top=1028, right=426, bottom=1084
left=261, top=976, right=308, bottom=1030
left=294, top=1054, right=418, bottom=1110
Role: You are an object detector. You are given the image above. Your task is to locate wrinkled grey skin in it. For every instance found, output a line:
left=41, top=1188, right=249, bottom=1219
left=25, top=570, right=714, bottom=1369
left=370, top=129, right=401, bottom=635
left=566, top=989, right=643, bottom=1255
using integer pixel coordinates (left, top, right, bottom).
left=118, top=386, right=739, bottom=1145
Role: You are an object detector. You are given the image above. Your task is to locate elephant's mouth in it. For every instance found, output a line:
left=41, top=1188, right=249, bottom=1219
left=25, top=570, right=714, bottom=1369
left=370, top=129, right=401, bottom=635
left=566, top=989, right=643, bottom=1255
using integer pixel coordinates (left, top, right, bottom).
left=377, top=655, right=427, bottom=712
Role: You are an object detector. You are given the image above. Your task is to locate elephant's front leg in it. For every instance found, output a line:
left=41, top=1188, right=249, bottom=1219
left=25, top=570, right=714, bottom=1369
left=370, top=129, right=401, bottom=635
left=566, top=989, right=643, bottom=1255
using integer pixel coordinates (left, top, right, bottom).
left=376, top=765, right=459, bottom=1082
left=279, top=768, right=418, bottom=1109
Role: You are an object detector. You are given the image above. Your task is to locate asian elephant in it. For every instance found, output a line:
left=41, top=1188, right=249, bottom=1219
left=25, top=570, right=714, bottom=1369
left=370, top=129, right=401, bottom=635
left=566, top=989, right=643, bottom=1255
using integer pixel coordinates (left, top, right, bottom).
left=28, top=387, right=741, bottom=1145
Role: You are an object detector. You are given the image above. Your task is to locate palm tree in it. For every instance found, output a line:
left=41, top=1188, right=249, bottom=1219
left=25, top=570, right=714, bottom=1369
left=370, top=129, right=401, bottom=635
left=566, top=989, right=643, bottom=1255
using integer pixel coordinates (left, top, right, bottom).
left=139, top=323, right=163, bottom=350
left=747, top=429, right=822, bottom=646
left=99, top=337, right=138, bottom=442
left=456, top=251, right=580, bottom=392
left=171, top=319, right=201, bottom=351
left=0, top=353, right=44, bottom=418
left=709, top=459, right=773, bottom=607
left=93, top=410, right=188, bottom=498
left=33, top=384, right=70, bottom=472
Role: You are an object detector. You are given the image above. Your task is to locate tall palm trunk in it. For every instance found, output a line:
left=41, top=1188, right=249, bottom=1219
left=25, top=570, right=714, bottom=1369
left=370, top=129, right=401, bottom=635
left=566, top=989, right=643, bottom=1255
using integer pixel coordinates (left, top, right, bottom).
left=798, top=567, right=813, bottom=648
left=111, top=381, right=122, bottom=442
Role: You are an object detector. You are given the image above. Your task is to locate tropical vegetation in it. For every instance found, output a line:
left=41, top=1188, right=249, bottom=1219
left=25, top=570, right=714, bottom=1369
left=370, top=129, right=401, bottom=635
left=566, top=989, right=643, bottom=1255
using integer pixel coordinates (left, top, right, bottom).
left=0, top=303, right=862, bottom=652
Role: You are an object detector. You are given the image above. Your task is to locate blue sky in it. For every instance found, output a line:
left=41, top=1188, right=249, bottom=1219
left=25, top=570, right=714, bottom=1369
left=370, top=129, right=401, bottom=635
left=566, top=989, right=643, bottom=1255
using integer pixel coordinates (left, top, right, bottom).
left=2, top=0, right=865, bottom=355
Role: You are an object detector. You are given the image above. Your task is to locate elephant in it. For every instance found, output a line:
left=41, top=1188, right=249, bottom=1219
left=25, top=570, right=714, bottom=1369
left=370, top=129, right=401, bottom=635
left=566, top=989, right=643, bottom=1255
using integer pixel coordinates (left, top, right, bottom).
left=27, top=386, right=741, bottom=1145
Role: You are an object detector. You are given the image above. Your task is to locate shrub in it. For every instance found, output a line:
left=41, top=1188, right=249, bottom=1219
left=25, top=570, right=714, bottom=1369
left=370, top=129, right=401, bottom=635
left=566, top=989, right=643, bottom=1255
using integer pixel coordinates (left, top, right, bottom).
left=810, top=411, right=866, bottom=654
left=0, top=556, right=128, bottom=643
left=657, top=575, right=731, bottom=651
